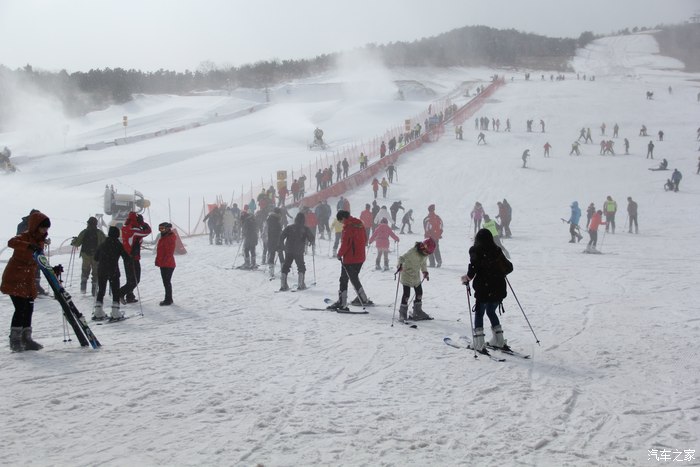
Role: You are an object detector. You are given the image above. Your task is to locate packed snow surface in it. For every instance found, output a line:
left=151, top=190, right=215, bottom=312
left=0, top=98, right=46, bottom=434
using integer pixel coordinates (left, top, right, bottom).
left=1, top=34, right=699, bottom=466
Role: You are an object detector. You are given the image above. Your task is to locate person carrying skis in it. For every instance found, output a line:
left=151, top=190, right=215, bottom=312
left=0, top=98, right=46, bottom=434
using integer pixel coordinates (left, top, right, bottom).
left=461, top=228, right=514, bottom=353
left=423, top=204, right=443, bottom=267
left=603, top=195, right=617, bottom=234
left=586, top=210, right=606, bottom=252
left=368, top=218, right=399, bottom=271
left=118, top=212, right=151, bottom=304
left=327, top=210, right=372, bottom=310
left=94, top=226, right=129, bottom=320
left=70, top=216, right=106, bottom=296
left=567, top=201, right=584, bottom=243
left=626, top=197, right=638, bottom=234
left=279, top=212, right=315, bottom=291
left=155, top=222, right=176, bottom=306
left=2, top=211, right=51, bottom=351
left=396, top=238, right=434, bottom=322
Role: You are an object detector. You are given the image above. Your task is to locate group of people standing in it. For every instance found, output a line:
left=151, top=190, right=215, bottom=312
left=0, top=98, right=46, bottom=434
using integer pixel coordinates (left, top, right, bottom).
left=567, top=195, right=640, bottom=252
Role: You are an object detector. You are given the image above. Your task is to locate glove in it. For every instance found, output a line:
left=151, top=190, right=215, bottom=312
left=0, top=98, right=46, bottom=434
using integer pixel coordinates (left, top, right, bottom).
left=396, top=264, right=403, bottom=272
left=461, top=274, right=471, bottom=285
left=28, top=243, right=43, bottom=253
left=336, top=254, right=342, bottom=261
left=422, top=271, right=429, bottom=281
left=45, top=238, right=51, bottom=245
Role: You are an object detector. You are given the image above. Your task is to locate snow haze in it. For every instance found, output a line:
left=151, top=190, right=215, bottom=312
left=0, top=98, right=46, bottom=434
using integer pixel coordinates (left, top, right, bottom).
left=1, top=33, right=700, bottom=466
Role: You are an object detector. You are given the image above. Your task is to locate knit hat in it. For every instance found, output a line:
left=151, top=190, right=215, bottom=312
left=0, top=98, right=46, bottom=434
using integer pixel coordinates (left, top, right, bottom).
left=422, top=238, right=436, bottom=254
left=108, top=226, right=120, bottom=238
left=87, top=216, right=98, bottom=226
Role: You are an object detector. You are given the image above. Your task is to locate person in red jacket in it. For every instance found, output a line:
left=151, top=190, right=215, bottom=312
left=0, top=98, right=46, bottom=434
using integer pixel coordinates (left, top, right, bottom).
left=422, top=204, right=443, bottom=267
left=118, top=211, right=152, bottom=304
left=155, top=222, right=176, bottom=306
left=327, top=210, right=373, bottom=310
left=359, top=204, right=373, bottom=239
left=368, top=218, right=400, bottom=271
left=371, top=178, right=380, bottom=199
left=586, top=210, right=606, bottom=253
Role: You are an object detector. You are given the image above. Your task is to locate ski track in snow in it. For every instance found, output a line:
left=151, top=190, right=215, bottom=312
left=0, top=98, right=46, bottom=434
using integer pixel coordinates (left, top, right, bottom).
left=2, top=34, right=700, bottom=466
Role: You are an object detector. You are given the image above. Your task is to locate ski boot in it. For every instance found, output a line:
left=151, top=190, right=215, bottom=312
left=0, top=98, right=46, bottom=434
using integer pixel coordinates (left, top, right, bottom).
left=21, top=327, right=43, bottom=350
left=297, top=272, right=307, bottom=291
left=409, top=300, right=433, bottom=321
left=280, top=273, right=290, bottom=291
left=326, top=291, right=349, bottom=312
left=93, top=302, right=107, bottom=321
left=350, top=288, right=374, bottom=306
left=488, top=324, right=510, bottom=351
left=398, top=304, right=408, bottom=322
left=111, top=303, right=124, bottom=320
left=9, top=327, right=23, bottom=352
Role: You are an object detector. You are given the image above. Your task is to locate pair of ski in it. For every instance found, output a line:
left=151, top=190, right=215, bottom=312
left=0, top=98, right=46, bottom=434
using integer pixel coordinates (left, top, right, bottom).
left=444, top=336, right=530, bottom=361
left=95, top=316, right=132, bottom=326
left=34, top=252, right=100, bottom=349
left=300, top=298, right=370, bottom=314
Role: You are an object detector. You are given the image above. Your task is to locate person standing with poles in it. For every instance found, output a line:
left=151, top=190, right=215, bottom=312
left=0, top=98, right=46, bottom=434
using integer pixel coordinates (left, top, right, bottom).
left=279, top=212, right=314, bottom=291
left=396, top=239, right=433, bottom=322
left=70, top=216, right=106, bottom=296
left=93, top=226, right=129, bottom=320
left=118, top=212, right=151, bottom=304
left=460, top=228, right=514, bottom=355
left=327, top=210, right=373, bottom=310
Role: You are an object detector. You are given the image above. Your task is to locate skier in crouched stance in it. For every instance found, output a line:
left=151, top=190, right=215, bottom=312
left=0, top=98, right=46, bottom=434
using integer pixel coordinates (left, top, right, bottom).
left=396, top=238, right=435, bottom=321
left=461, top=229, right=513, bottom=354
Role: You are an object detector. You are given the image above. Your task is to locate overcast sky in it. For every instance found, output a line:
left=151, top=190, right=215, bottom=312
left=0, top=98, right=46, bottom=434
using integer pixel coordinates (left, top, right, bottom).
left=0, top=0, right=696, bottom=72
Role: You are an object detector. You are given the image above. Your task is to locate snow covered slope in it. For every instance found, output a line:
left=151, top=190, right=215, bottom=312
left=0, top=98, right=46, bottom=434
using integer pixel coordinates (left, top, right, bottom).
left=1, top=34, right=699, bottom=466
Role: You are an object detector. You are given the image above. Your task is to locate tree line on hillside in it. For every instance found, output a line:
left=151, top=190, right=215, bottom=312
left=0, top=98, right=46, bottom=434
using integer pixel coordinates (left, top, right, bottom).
left=0, top=23, right=691, bottom=130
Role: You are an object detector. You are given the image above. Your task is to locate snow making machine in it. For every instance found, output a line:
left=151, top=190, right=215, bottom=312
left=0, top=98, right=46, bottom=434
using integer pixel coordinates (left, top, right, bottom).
left=103, top=184, right=150, bottom=228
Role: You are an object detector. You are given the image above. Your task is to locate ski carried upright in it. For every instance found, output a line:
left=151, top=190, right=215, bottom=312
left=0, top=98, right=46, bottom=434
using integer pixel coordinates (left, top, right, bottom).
left=34, top=251, right=100, bottom=348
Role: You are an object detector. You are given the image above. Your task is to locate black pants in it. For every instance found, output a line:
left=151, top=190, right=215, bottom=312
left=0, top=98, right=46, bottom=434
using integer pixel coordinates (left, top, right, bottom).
left=119, top=256, right=141, bottom=301
left=339, top=262, right=363, bottom=293
left=268, top=247, right=284, bottom=265
left=281, top=251, right=306, bottom=274
left=401, top=284, right=423, bottom=305
left=10, top=296, right=34, bottom=327
left=96, top=272, right=121, bottom=304
left=160, top=267, right=174, bottom=301
left=474, top=301, right=500, bottom=329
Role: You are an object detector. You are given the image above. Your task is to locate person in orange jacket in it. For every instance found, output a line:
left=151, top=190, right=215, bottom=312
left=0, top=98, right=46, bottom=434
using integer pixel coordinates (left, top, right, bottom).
left=155, top=222, right=176, bottom=306
left=586, top=210, right=606, bottom=252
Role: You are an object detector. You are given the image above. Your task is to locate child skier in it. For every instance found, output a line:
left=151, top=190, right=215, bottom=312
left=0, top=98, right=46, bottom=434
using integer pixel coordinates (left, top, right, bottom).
left=396, top=239, right=434, bottom=321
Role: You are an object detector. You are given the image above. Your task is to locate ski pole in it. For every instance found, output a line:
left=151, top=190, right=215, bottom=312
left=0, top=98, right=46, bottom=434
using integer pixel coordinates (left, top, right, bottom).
left=465, top=282, right=478, bottom=359
left=312, top=245, right=317, bottom=286
left=131, top=260, right=144, bottom=317
left=505, top=277, right=540, bottom=345
left=391, top=268, right=401, bottom=326
left=232, top=239, right=243, bottom=268
left=599, top=229, right=608, bottom=253
left=341, top=262, right=366, bottom=311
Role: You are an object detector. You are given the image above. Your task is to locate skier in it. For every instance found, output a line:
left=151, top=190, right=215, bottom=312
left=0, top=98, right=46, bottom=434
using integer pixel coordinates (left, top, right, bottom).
left=16, top=209, right=48, bottom=296
left=279, top=212, right=315, bottom=291
left=240, top=211, right=258, bottom=269
left=543, top=142, right=552, bottom=157
left=2, top=211, right=51, bottom=351
left=569, top=141, right=581, bottom=156
left=368, top=218, right=399, bottom=271
left=624, top=138, right=630, bottom=155
left=374, top=205, right=392, bottom=226
left=70, top=216, right=106, bottom=295
left=359, top=204, right=373, bottom=239
left=222, top=206, right=235, bottom=245
left=613, top=123, right=619, bottom=138
left=626, top=197, right=638, bottom=234
left=396, top=239, right=434, bottom=322
left=342, top=158, right=350, bottom=178
left=386, top=164, right=397, bottom=183
left=371, top=178, right=379, bottom=199
left=380, top=177, right=390, bottom=198
left=567, top=202, right=584, bottom=243
left=155, top=222, right=176, bottom=306
left=671, top=169, right=682, bottom=192
left=266, top=208, right=285, bottom=277
left=118, top=212, right=151, bottom=304
left=94, top=226, right=129, bottom=320
left=470, top=202, right=484, bottom=234
left=461, top=228, right=514, bottom=353
left=359, top=152, right=368, bottom=170
left=586, top=202, right=595, bottom=228
left=315, top=200, right=331, bottom=240
left=586, top=210, right=606, bottom=252
left=521, top=149, right=530, bottom=168
left=423, top=205, right=443, bottom=267
left=400, top=209, right=414, bottom=234
left=327, top=210, right=373, bottom=310
left=658, top=130, right=664, bottom=142
left=477, top=132, right=486, bottom=145
left=389, top=201, right=404, bottom=229
left=482, top=214, right=509, bottom=258
left=603, top=196, right=617, bottom=234
left=496, top=201, right=512, bottom=238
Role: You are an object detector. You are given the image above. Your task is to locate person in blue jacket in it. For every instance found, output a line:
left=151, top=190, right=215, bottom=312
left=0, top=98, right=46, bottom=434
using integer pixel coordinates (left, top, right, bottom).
left=567, top=201, right=583, bottom=243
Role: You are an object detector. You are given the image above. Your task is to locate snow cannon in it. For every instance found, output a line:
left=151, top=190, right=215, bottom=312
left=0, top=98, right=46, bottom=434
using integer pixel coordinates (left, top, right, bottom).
left=103, top=184, right=150, bottom=227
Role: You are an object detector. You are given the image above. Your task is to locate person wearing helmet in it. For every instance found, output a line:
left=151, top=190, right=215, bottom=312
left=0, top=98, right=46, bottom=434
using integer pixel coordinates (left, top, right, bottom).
left=396, top=239, right=434, bottom=321
left=71, top=216, right=106, bottom=295
left=461, top=229, right=513, bottom=354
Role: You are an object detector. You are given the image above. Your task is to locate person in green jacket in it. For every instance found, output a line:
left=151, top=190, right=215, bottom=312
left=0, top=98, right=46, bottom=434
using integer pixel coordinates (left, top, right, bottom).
left=70, top=216, right=106, bottom=295
left=396, top=239, right=434, bottom=321
left=482, top=214, right=509, bottom=259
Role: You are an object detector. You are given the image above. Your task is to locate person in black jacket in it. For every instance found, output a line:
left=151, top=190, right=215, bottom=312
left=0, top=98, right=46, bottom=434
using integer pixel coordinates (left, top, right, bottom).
left=266, top=208, right=285, bottom=277
left=93, top=226, right=129, bottom=320
left=279, top=212, right=314, bottom=291
left=71, top=216, right=106, bottom=295
left=241, top=211, right=258, bottom=269
left=461, top=229, right=513, bottom=354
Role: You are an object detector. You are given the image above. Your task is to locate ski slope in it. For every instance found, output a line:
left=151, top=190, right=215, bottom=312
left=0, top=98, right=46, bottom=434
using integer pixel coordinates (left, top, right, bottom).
left=1, top=34, right=700, bottom=466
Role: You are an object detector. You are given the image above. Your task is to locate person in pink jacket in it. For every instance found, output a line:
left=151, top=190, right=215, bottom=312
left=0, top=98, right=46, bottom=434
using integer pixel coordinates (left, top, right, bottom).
left=155, top=222, right=177, bottom=306
left=368, top=218, right=400, bottom=271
